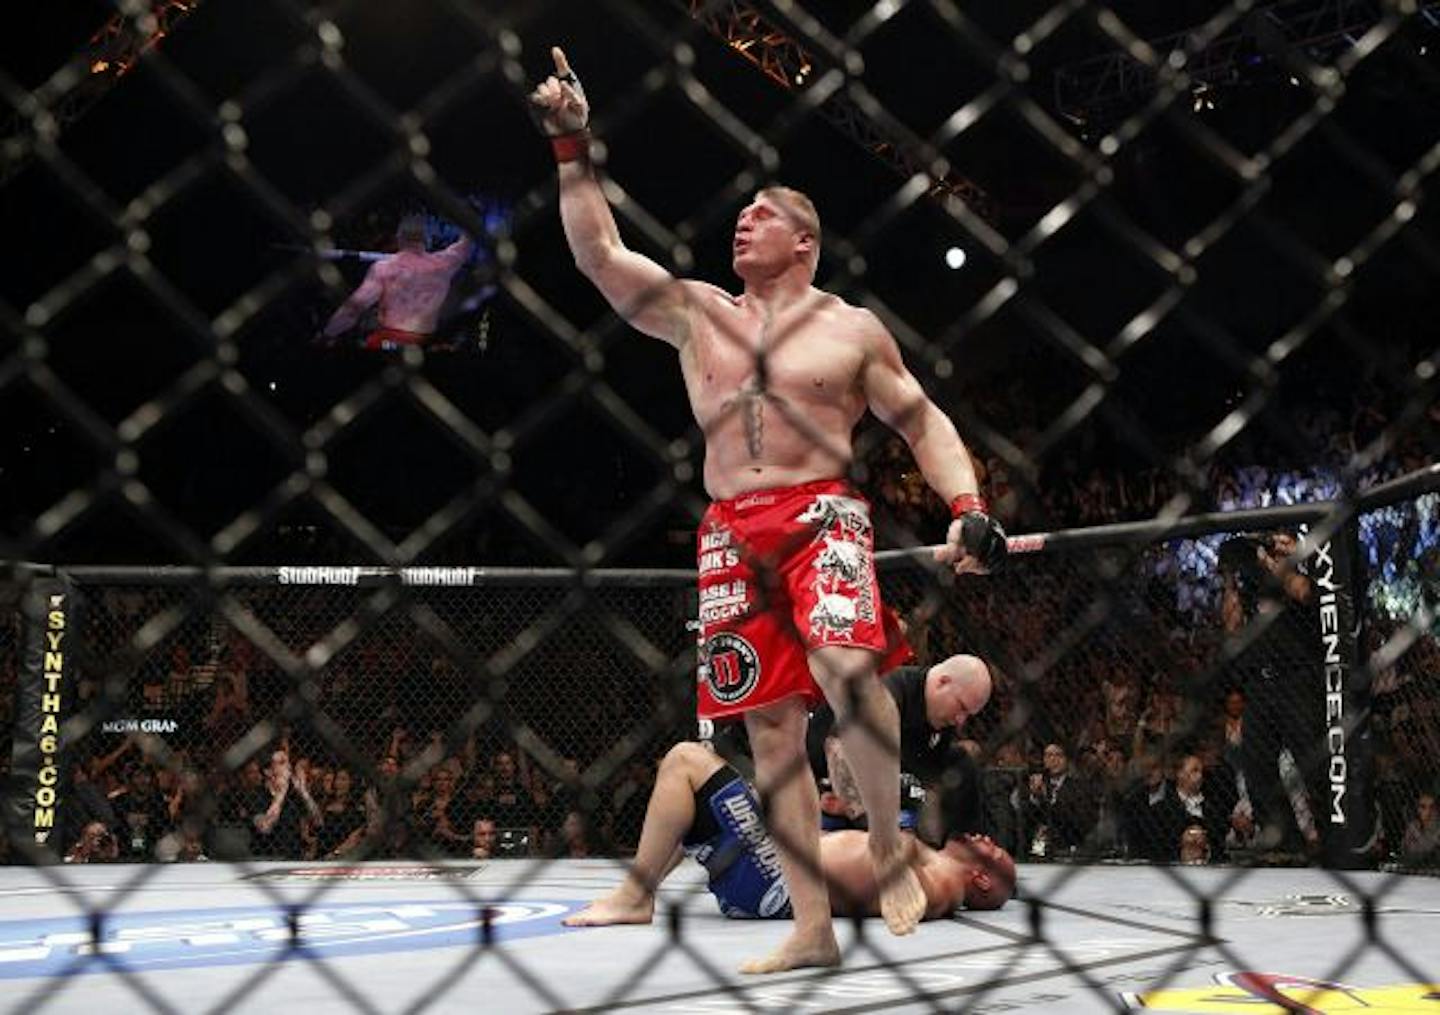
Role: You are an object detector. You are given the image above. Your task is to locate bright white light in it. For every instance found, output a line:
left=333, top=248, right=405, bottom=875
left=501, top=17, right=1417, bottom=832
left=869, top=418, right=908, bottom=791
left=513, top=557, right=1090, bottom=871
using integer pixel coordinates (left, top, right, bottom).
left=944, top=246, right=967, bottom=270
left=268, top=381, right=278, bottom=391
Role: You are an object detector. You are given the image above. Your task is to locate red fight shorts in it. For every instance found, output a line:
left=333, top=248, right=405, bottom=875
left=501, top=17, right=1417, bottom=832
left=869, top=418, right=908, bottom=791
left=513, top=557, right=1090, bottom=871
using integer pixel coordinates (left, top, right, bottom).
left=696, top=479, right=911, bottom=720
left=364, top=327, right=430, bottom=350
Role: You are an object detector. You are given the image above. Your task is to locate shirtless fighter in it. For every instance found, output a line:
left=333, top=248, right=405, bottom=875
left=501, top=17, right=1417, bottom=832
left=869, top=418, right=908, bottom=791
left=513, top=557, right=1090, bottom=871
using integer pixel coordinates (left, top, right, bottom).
left=532, top=48, right=1007, bottom=973
left=322, top=213, right=473, bottom=350
left=563, top=742, right=1016, bottom=927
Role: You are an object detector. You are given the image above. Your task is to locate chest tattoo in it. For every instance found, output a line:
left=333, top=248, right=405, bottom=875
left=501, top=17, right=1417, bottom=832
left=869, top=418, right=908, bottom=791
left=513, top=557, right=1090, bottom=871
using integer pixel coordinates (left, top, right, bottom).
left=740, top=375, right=765, bottom=458
left=743, top=308, right=778, bottom=460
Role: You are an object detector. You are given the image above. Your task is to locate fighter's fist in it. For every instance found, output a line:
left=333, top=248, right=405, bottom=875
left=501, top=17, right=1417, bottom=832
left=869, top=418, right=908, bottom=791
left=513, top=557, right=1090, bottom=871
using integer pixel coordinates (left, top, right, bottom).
left=934, top=494, right=1007, bottom=575
left=530, top=46, right=588, bottom=136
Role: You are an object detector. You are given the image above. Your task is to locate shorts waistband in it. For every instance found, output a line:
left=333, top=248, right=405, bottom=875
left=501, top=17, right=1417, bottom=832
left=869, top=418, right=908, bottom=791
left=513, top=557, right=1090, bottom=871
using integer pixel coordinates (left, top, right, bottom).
left=713, top=478, right=859, bottom=513
left=367, top=327, right=430, bottom=345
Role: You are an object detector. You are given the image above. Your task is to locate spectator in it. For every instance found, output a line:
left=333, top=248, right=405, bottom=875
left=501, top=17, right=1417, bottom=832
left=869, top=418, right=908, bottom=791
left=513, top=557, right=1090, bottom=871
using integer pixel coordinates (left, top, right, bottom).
left=1090, top=738, right=1129, bottom=856
left=457, top=770, right=498, bottom=831
left=1219, top=687, right=1245, bottom=768
left=1401, top=792, right=1440, bottom=864
left=1375, top=749, right=1414, bottom=860
left=316, top=769, right=366, bottom=860
left=1132, top=684, right=1182, bottom=759
left=112, top=763, right=171, bottom=860
left=165, top=644, right=194, bottom=702
left=386, top=726, right=417, bottom=766
left=333, top=752, right=405, bottom=859
left=472, top=817, right=498, bottom=860
left=1022, top=743, right=1095, bottom=858
left=1178, top=822, right=1212, bottom=865
left=250, top=749, right=318, bottom=859
left=140, top=663, right=168, bottom=715
left=204, top=674, right=250, bottom=750
left=556, top=810, right=601, bottom=859
left=1122, top=753, right=1177, bottom=861
left=160, top=767, right=210, bottom=858
left=65, top=821, right=120, bottom=864
left=491, top=750, right=531, bottom=830
left=60, top=755, right=122, bottom=857
left=416, top=765, right=469, bottom=856
left=524, top=771, right=565, bottom=855
left=1157, top=754, right=1235, bottom=862
left=987, top=741, right=1026, bottom=858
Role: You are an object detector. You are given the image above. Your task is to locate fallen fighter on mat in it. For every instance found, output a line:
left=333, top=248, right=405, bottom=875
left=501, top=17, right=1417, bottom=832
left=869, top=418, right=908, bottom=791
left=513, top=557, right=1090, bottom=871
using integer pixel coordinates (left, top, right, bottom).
left=563, top=741, right=1016, bottom=932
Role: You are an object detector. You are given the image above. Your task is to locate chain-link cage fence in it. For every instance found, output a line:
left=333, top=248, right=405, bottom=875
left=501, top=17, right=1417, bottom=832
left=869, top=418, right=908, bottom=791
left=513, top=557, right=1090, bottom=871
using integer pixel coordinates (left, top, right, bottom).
left=1361, top=487, right=1440, bottom=874
left=3, top=570, right=695, bottom=868
left=881, top=491, right=1439, bottom=874
left=2, top=0, right=1439, bottom=1009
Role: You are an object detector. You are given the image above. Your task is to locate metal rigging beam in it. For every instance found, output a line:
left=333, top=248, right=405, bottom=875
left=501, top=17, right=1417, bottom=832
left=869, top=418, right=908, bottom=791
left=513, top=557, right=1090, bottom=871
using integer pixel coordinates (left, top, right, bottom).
left=1054, top=0, right=1440, bottom=129
left=681, top=0, right=996, bottom=222
left=3, top=1, right=205, bottom=183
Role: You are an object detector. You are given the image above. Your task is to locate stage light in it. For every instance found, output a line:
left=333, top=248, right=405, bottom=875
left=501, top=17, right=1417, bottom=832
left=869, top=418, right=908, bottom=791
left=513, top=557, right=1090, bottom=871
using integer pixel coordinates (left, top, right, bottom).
left=944, top=246, right=967, bottom=270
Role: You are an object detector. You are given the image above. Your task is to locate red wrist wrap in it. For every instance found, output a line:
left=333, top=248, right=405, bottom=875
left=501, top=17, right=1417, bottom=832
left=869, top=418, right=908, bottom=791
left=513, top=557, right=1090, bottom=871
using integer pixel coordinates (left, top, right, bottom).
left=551, top=130, right=590, bottom=163
left=950, top=494, right=989, bottom=518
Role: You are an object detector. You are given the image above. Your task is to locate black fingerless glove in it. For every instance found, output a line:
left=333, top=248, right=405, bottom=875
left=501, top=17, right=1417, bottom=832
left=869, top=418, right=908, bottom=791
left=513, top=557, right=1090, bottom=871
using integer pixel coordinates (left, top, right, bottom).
left=950, top=494, right=1008, bottom=572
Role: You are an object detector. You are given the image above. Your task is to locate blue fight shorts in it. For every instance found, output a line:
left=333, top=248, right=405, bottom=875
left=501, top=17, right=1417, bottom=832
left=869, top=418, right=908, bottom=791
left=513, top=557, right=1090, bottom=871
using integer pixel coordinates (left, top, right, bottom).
left=683, top=767, right=792, bottom=919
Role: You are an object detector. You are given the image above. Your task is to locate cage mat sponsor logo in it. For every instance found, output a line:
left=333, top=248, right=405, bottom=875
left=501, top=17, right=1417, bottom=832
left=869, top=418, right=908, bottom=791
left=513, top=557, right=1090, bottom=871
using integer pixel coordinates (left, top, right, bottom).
left=244, top=865, right=485, bottom=881
left=0, top=900, right=577, bottom=977
left=1123, top=971, right=1440, bottom=1012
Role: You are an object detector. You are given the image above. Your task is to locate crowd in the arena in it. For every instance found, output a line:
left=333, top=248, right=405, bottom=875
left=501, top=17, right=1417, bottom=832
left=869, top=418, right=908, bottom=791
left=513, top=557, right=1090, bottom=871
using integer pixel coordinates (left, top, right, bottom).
left=55, top=723, right=653, bottom=867
left=32, top=544, right=1440, bottom=873
left=0, top=384, right=1434, bottom=871
left=34, top=607, right=1439, bottom=871
left=868, top=377, right=1436, bottom=536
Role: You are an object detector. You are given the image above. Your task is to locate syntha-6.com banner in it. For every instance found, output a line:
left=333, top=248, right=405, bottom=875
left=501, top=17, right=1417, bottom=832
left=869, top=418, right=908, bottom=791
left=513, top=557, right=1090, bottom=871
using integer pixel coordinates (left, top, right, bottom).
left=3, top=577, right=77, bottom=863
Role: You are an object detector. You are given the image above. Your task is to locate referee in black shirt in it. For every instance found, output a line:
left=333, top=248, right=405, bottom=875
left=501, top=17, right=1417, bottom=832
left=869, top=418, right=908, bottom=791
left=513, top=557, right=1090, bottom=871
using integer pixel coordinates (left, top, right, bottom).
left=806, top=654, right=993, bottom=842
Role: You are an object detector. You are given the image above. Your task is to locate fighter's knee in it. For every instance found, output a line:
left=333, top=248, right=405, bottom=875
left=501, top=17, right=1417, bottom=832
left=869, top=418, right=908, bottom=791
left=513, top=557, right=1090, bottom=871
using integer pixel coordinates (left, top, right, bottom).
left=663, top=741, right=710, bottom=773
left=808, top=646, right=878, bottom=690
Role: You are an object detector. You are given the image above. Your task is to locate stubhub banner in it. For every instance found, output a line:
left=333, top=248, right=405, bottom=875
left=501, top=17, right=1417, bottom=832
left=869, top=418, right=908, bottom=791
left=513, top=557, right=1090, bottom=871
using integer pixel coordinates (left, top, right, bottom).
left=0, top=900, right=577, bottom=979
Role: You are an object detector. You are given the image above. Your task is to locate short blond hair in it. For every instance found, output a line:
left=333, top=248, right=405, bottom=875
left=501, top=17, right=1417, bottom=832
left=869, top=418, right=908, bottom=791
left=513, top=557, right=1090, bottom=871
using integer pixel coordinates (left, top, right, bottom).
left=758, top=185, right=821, bottom=268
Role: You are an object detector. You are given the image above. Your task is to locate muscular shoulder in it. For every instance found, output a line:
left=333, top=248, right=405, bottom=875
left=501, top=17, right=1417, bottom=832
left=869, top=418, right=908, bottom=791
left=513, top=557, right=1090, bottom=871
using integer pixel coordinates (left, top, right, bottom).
left=797, top=293, right=881, bottom=335
left=825, top=298, right=885, bottom=334
left=687, top=279, right=739, bottom=309
left=676, top=280, right=741, bottom=340
left=832, top=302, right=903, bottom=366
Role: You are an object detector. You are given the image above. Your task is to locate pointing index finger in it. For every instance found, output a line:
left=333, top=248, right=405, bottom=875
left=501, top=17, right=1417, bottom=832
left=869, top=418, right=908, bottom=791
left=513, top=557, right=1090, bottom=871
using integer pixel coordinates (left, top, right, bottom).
left=552, top=46, right=571, bottom=77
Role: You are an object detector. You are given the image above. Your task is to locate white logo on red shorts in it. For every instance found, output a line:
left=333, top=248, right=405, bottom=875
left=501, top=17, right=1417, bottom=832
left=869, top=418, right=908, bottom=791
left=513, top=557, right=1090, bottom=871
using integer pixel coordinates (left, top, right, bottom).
left=816, top=537, right=866, bottom=583
left=810, top=593, right=859, bottom=636
left=794, top=495, right=871, bottom=538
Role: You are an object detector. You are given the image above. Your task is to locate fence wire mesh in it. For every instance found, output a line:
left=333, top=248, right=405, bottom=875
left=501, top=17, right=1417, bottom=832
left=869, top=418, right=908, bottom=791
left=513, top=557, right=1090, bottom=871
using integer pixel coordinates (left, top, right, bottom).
left=1, top=0, right=1438, bottom=1010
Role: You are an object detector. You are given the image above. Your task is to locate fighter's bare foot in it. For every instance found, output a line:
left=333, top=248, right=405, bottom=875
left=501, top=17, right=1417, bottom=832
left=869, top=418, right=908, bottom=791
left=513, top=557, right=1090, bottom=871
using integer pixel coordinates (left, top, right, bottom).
left=562, top=891, right=655, bottom=927
left=738, top=929, right=841, bottom=974
left=874, top=839, right=926, bottom=936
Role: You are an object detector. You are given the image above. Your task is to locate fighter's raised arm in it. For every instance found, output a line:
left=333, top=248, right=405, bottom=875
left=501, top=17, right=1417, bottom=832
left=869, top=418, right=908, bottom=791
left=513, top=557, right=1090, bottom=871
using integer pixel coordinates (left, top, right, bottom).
left=858, top=313, right=1007, bottom=575
left=531, top=47, right=693, bottom=347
